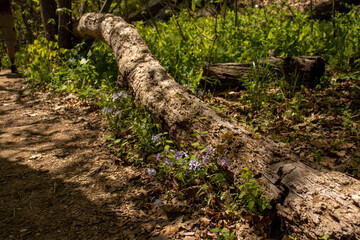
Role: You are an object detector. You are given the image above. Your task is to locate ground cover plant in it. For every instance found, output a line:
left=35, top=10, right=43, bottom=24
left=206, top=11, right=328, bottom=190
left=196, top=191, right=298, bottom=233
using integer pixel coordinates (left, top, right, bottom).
left=18, top=3, right=360, bottom=238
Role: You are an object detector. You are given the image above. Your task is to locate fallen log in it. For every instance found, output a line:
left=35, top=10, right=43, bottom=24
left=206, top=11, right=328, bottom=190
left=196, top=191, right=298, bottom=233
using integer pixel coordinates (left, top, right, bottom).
left=127, top=0, right=177, bottom=22
left=73, top=13, right=360, bottom=239
left=202, top=56, right=325, bottom=91
left=307, top=0, right=360, bottom=20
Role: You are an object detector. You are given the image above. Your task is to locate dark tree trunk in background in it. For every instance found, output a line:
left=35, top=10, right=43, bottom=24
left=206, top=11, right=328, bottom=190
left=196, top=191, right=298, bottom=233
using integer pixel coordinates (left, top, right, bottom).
left=18, top=4, right=35, bottom=44
left=58, top=0, right=72, bottom=49
left=39, top=0, right=57, bottom=41
left=73, top=13, right=360, bottom=239
left=100, top=0, right=114, bottom=13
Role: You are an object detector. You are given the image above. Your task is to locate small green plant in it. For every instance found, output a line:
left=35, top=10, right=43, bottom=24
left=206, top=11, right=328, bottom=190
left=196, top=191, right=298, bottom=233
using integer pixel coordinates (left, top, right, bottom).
left=210, top=226, right=235, bottom=240
left=319, top=234, right=334, bottom=240
left=236, top=167, right=272, bottom=214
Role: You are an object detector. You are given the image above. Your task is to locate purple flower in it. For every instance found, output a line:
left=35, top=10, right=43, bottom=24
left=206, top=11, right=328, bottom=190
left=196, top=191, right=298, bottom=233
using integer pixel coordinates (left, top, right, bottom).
left=147, top=168, right=156, bottom=176
left=119, top=91, right=128, bottom=98
left=102, top=107, right=112, bottom=114
left=164, top=158, right=173, bottom=169
left=183, top=83, right=193, bottom=91
left=115, top=110, right=120, bottom=115
left=151, top=135, right=160, bottom=143
left=188, top=160, right=201, bottom=171
left=112, top=93, right=119, bottom=101
left=205, top=148, right=215, bottom=155
left=221, top=157, right=231, bottom=167
left=153, top=199, right=162, bottom=207
left=174, top=150, right=188, bottom=160
left=112, top=91, right=128, bottom=102
left=69, top=57, right=75, bottom=62
left=198, top=148, right=215, bottom=163
left=156, top=153, right=161, bottom=161
left=198, top=90, right=204, bottom=96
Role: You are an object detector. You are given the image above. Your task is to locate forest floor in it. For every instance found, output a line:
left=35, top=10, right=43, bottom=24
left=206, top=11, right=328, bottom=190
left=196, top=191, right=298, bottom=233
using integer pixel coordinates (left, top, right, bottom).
left=1, top=67, right=359, bottom=240
left=0, top=70, right=204, bottom=240
left=0, top=70, right=265, bottom=240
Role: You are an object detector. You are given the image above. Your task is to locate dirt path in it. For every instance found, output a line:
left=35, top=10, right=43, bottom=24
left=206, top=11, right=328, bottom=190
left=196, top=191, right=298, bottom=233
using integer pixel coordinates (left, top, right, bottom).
left=0, top=70, right=196, bottom=240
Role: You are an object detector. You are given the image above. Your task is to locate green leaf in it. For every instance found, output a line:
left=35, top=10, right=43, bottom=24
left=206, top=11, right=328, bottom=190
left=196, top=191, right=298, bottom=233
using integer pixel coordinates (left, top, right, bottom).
left=210, top=228, right=220, bottom=233
left=211, top=173, right=228, bottom=186
left=191, top=142, right=200, bottom=147
left=248, top=200, right=255, bottom=210
left=191, top=0, right=196, bottom=11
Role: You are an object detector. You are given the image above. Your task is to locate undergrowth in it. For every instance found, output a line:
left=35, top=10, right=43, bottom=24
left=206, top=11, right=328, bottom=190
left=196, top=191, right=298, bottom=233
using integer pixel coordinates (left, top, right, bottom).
left=18, top=4, right=360, bottom=238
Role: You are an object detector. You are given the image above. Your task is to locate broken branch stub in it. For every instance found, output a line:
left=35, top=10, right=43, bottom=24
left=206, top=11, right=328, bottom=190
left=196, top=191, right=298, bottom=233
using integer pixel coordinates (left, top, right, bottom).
left=73, top=13, right=360, bottom=239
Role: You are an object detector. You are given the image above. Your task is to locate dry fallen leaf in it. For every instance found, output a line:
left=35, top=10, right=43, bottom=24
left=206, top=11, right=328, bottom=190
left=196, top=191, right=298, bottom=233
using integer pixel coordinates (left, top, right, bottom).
left=163, top=225, right=179, bottom=236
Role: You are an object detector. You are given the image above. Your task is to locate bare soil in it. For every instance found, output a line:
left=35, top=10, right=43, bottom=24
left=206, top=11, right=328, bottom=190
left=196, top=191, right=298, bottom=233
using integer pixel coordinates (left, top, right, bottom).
left=0, top=70, right=266, bottom=239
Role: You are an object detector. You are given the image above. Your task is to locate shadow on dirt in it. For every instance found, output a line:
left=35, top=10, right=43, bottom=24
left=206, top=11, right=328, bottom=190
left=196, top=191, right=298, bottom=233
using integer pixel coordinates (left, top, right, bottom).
left=0, top=156, right=124, bottom=239
left=0, top=156, right=167, bottom=240
left=0, top=73, right=171, bottom=240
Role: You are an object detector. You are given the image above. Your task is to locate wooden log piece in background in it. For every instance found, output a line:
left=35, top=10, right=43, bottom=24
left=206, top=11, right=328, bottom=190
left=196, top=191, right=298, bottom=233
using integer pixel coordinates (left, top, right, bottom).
left=202, top=56, right=325, bottom=92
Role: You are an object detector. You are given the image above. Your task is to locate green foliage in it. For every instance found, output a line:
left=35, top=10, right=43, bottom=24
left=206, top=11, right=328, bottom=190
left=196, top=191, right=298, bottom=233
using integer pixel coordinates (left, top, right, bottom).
left=210, top=226, right=235, bottom=240
left=151, top=142, right=271, bottom=215
left=20, top=3, right=359, bottom=230
left=319, top=234, right=334, bottom=240
left=102, top=91, right=161, bottom=156
left=136, top=6, right=360, bottom=89
left=236, top=167, right=272, bottom=214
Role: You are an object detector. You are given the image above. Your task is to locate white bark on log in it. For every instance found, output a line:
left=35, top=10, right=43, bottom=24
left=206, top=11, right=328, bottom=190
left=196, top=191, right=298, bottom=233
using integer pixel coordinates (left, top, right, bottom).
left=73, top=13, right=360, bottom=239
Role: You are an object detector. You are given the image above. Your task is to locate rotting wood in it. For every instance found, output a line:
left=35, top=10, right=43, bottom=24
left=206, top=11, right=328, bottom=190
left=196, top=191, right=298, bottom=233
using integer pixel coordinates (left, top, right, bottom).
left=73, top=13, right=360, bottom=239
left=127, top=0, right=175, bottom=22
left=306, top=0, right=360, bottom=19
left=202, top=56, right=325, bottom=92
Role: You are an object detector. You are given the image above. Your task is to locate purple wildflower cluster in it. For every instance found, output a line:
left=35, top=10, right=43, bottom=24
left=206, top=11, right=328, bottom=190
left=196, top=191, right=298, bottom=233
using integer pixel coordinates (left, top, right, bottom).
left=174, top=150, right=189, bottom=160
left=198, top=148, right=215, bottom=163
left=154, top=148, right=216, bottom=172
left=112, top=91, right=128, bottom=101
left=183, top=83, right=194, bottom=91
left=102, top=107, right=112, bottom=114
left=183, top=83, right=204, bottom=96
left=220, top=157, right=231, bottom=167
left=147, top=168, right=157, bottom=176
left=164, top=158, right=173, bottom=169
left=188, top=160, right=201, bottom=171
left=151, top=135, right=160, bottom=143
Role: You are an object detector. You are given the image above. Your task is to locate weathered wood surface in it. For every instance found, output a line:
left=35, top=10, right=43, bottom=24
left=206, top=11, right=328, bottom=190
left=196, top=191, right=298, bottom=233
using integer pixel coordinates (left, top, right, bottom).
left=307, top=0, right=360, bottom=19
left=202, top=56, right=325, bottom=91
left=73, top=13, right=360, bottom=239
left=127, top=0, right=175, bottom=22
